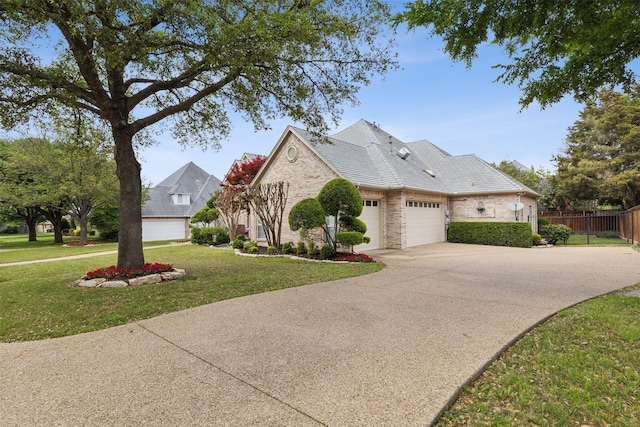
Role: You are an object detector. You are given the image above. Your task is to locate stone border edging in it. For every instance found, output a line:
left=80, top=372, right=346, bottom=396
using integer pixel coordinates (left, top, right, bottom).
left=72, top=268, right=187, bottom=288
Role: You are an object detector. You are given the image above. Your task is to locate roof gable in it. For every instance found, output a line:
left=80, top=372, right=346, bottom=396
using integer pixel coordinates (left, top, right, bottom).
left=142, top=162, right=221, bottom=217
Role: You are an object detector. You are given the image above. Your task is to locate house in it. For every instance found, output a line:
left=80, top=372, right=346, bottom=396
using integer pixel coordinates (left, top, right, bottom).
left=249, top=119, right=539, bottom=251
left=141, top=162, right=221, bottom=242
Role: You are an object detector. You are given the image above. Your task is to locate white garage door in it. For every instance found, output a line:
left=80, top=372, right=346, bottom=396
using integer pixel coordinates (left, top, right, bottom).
left=359, top=200, right=381, bottom=251
left=142, top=219, right=187, bottom=242
left=406, top=201, right=444, bottom=247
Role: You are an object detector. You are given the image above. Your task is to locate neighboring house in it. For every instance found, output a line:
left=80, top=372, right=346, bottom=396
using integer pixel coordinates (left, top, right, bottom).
left=250, top=119, right=539, bottom=251
left=141, top=162, right=221, bottom=242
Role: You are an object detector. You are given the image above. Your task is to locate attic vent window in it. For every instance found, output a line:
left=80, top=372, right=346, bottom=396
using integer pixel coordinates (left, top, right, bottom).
left=424, top=169, right=436, bottom=177
left=286, top=145, right=298, bottom=162
left=172, top=193, right=190, bottom=205
left=396, top=147, right=411, bottom=160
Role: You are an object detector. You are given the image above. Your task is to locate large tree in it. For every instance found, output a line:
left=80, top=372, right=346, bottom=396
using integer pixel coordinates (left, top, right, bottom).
left=396, top=0, right=640, bottom=108
left=554, top=86, right=640, bottom=209
left=0, top=138, right=60, bottom=241
left=0, top=1, right=396, bottom=269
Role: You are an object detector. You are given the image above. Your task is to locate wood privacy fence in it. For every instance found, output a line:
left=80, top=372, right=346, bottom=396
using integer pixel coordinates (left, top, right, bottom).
left=620, top=206, right=640, bottom=244
left=538, top=211, right=620, bottom=235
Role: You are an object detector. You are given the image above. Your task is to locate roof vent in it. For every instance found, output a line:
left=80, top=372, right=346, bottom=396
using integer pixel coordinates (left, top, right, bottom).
left=424, top=169, right=436, bottom=177
left=396, top=147, right=411, bottom=160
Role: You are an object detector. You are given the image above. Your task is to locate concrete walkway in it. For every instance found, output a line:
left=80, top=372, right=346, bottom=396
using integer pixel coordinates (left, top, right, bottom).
left=0, top=243, right=186, bottom=267
left=1, top=243, right=639, bottom=426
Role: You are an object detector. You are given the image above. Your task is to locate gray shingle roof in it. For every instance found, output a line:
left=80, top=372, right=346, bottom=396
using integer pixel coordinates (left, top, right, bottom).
left=142, top=162, right=221, bottom=217
left=294, top=119, right=538, bottom=196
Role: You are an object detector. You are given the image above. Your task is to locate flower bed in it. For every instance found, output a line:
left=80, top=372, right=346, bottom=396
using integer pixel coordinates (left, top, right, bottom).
left=333, top=253, right=375, bottom=263
left=86, top=262, right=173, bottom=280
left=66, top=240, right=99, bottom=246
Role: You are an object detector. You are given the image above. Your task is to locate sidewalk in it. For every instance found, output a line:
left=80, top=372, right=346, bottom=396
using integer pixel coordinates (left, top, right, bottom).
left=0, top=244, right=185, bottom=267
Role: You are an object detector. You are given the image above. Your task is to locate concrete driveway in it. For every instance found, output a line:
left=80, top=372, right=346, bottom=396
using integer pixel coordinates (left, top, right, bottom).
left=2, top=243, right=639, bottom=426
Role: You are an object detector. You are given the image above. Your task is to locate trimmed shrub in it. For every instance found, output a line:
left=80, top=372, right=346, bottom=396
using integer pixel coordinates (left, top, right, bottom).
left=336, top=231, right=365, bottom=247
left=296, top=241, right=307, bottom=255
left=191, top=226, right=230, bottom=245
left=320, top=245, right=336, bottom=259
left=447, top=222, right=533, bottom=248
left=266, top=245, right=277, bottom=255
left=540, top=224, right=572, bottom=244
left=308, top=240, right=320, bottom=256
left=244, top=241, right=259, bottom=253
left=281, top=241, right=294, bottom=254
left=532, top=233, right=542, bottom=245
left=232, top=238, right=245, bottom=249
left=538, top=217, right=550, bottom=228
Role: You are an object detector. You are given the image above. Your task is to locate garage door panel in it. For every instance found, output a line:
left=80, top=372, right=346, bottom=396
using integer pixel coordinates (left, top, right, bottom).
left=359, top=201, right=380, bottom=251
left=406, top=202, right=443, bottom=247
left=142, top=220, right=186, bottom=242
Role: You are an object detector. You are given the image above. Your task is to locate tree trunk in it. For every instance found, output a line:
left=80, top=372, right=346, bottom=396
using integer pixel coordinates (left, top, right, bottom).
left=18, top=207, right=39, bottom=242
left=112, top=126, right=144, bottom=269
left=39, top=206, right=65, bottom=244
left=78, top=216, right=89, bottom=243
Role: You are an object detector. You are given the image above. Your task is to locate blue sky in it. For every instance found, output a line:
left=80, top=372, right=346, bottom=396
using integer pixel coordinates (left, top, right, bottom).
left=139, top=23, right=586, bottom=186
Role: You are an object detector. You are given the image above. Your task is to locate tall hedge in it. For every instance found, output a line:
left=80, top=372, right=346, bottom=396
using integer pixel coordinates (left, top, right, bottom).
left=447, top=222, right=533, bottom=248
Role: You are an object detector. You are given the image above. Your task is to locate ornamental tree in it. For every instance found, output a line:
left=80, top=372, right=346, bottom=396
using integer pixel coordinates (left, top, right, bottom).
left=288, top=197, right=326, bottom=243
left=317, top=178, right=365, bottom=251
left=0, top=1, right=396, bottom=269
left=397, top=0, right=640, bottom=108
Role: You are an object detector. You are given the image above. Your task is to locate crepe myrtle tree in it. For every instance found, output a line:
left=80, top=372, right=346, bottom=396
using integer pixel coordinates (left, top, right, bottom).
left=0, top=1, right=397, bottom=269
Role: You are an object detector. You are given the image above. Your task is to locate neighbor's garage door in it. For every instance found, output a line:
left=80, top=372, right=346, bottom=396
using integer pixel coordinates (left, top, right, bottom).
left=359, top=200, right=381, bottom=251
left=406, top=201, right=444, bottom=247
left=142, top=219, right=187, bottom=242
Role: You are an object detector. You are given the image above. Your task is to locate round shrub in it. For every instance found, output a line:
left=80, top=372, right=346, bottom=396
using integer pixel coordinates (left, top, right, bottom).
left=540, top=224, right=572, bottom=245
left=190, top=226, right=230, bottom=245
left=308, top=240, right=320, bottom=256
left=267, top=245, right=277, bottom=255
left=296, top=241, right=307, bottom=255
left=336, top=231, right=365, bottom=247
left=281, top=242, right=294, bottom=254
left=232, top=238, right=244, bottom=249
left=320, top=245, right=335, bottom=259
left=532, top=233, right=542, bottom=245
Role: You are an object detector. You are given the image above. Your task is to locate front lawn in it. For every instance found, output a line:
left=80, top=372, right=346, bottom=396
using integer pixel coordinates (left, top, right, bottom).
left=0, top=233, right=176, bottom=263
left=437, top=293, right=640, bottom=426
left=0, top=244, right=383, bottom=342
left=556, top=234, right=632, bottom=246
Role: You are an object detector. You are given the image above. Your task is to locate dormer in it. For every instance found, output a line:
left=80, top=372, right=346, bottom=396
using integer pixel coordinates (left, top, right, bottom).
left=171, top=193, right=191, bottom=205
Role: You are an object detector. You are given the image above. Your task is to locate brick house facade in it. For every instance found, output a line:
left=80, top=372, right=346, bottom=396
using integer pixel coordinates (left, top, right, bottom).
left=249, top=120, right=539, bottom=250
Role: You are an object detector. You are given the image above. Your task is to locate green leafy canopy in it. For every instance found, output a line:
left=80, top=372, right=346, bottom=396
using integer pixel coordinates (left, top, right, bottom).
left=396, top=0, right=640, bottom=108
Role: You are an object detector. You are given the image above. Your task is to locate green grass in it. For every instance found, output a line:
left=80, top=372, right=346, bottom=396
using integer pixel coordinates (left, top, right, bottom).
left=0, top=233, right=176, bottom=263
left=554, top=234, right=631, bottom=246
left=0, top=244, right=384, bottom=342
left=437, top=293, right=640, bottom=426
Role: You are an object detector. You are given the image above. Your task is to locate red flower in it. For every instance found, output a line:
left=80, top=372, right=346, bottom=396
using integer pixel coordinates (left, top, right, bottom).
left=86, top=263, right=173, bottom=279
left=334, top=253, right=375, bottom=263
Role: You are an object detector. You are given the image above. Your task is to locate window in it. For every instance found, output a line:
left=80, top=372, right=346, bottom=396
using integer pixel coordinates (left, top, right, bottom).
left=257, top=221, right=265, bottom=239
left=286, top=145, right=298, bottom=162
left=364, top=200, right=378, bottom=207
left=172, top=193, right=190, bottom=205
left=325, top=215, right=336, bottom=243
